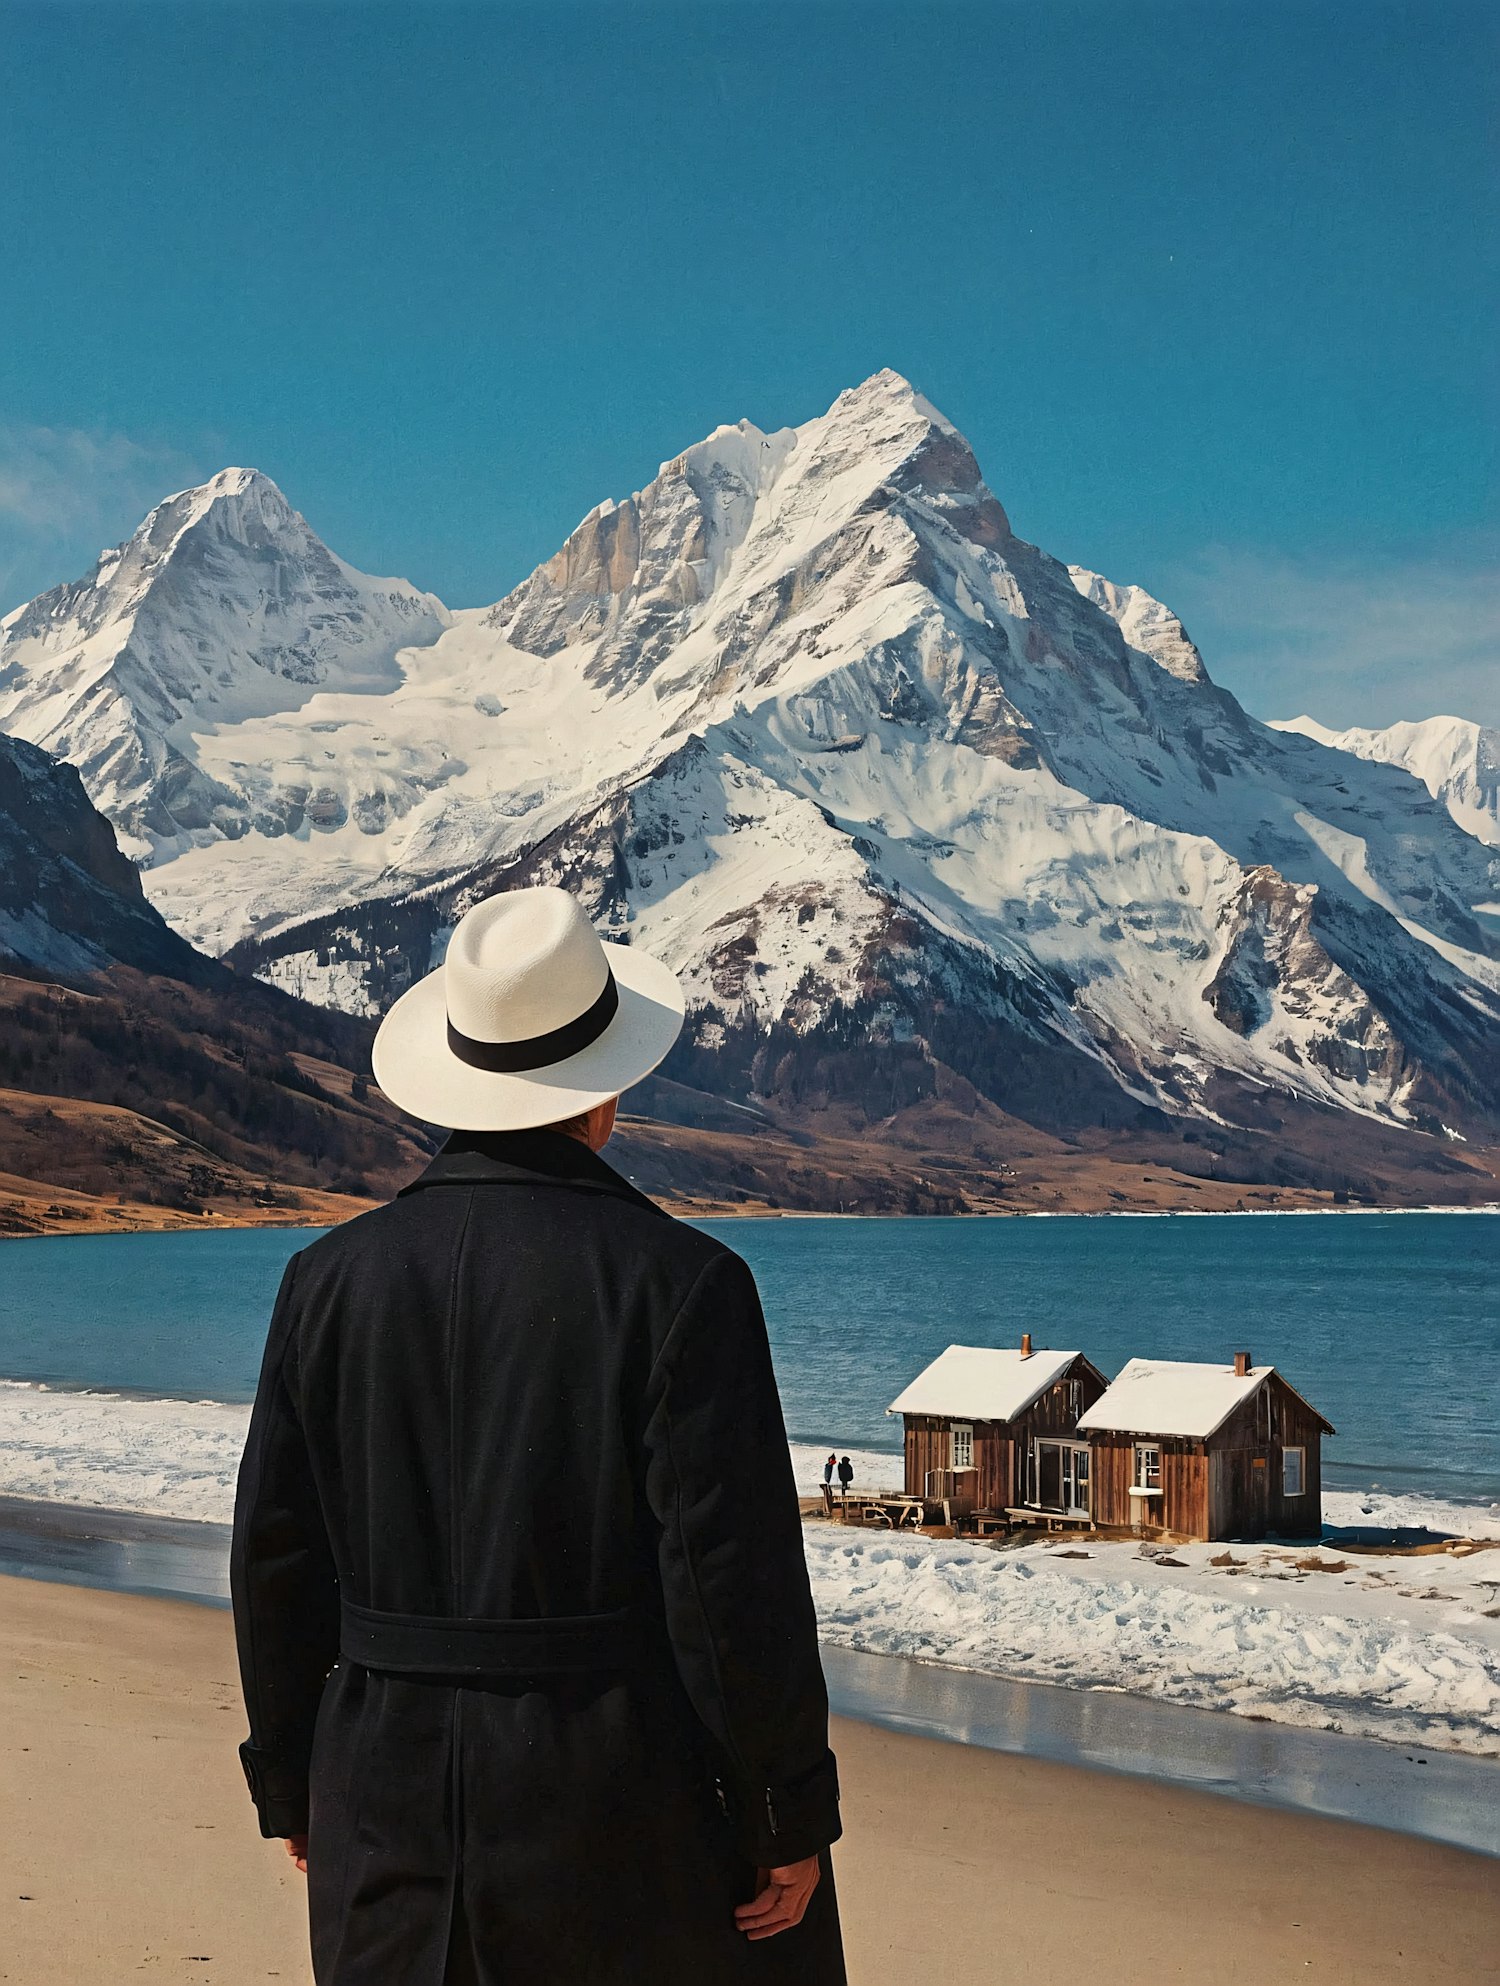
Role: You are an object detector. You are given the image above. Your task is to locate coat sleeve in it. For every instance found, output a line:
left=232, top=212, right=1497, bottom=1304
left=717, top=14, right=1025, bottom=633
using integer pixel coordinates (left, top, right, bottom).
left=643, top=1248, right=841, bottom=1868
left=229, top=1253, right=340, bottom=1839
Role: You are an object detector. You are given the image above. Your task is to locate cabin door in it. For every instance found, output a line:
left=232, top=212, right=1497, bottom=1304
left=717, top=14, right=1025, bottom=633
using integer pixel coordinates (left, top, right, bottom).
left=1031, top=1439, right=1091, bottom=1516
left=1249, top=1451, right=1271, bottom=1535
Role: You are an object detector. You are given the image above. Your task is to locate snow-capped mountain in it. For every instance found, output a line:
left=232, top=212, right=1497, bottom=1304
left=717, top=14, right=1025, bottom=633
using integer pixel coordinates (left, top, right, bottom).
left=1066, top=566, right=1209, bottom=685
left=4, top=374, right=1499, bottom=1160
left=1270, top=714, right=1499, bottom=849
left=0, top=468, right=449, bottom=859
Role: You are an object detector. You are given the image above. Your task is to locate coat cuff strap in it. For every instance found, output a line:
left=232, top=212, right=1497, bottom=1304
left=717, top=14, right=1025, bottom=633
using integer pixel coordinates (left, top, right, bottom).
left=743, top=1747, right=842, bottom=1866
left=239, top=1740, right=310, bottom=1840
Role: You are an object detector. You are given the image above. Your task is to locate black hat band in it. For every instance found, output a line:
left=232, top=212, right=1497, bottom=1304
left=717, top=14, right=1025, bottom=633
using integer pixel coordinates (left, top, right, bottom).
left=446, top=967, right=620, bottom=1073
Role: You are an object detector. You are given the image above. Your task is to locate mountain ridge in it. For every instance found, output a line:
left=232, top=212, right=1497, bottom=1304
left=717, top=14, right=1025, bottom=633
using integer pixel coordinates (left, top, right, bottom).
left=3, top=372, right=1498, bottom=1210
left=1270, top=712, right=1499, bottom=848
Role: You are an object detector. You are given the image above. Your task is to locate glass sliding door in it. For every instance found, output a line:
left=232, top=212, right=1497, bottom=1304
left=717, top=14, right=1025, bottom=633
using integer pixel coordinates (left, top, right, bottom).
left=1031, top=1439, right=1091, bottom=1516
left=1064, top=1442, right=1090, bottom=1516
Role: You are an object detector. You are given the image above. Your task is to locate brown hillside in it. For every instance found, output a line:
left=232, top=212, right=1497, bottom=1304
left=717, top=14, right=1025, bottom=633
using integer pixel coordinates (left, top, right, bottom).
left=610, top=1075, right=1500, bottom=1217
left=0, top=967, right=434, bottom=1238
left=2, top=972, right=1494, bottom=1237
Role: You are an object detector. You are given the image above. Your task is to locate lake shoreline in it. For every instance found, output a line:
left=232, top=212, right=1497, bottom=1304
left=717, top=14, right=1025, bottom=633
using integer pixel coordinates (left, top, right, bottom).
left=5, top=1195, right=1500, bottom=1238
left=4, top=1213, right=1495, bottom=1809
left=1, top=1550, right=1497, bottom=1863
left=3, top=1485, right=1497, bottom=1801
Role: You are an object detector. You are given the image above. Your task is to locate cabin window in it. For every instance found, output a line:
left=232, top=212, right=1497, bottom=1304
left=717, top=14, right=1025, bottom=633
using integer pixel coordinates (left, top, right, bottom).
left=1134, top=1443, right=1162, bottom=1491
left=951, top=1422, right=974, bottom=1471
left=1283, top=1446, right=1306, bottom=1496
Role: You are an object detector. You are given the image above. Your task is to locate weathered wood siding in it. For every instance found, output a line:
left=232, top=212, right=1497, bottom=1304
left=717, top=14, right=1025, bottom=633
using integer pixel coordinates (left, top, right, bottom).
left=974, top=1425, right=1011, bottom=1512
left=1088, top=1431, right=1207, bottom=1536
left=1089, top=1375, right=1326, bottom=1541
left=1016, top=1366, right=1107, bottom=1443
left=902, top=1416, right=1008, bottom=1507
left=1207, top=1379, right=1325, bottom=1540
left=903, top=1415, right=945, bottom=1496
left=903, top=1358, right=1107, bottom=1511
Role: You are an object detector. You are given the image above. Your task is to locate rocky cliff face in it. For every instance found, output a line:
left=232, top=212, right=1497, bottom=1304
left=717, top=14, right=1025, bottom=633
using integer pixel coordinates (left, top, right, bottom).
left=0, top=733, right=205, bottom=980
left=6, top=374, right=1500, bottom=1168
left=0, top=734, right=434, bottom=1232
left=1067, top=566, right=1209, bottom=686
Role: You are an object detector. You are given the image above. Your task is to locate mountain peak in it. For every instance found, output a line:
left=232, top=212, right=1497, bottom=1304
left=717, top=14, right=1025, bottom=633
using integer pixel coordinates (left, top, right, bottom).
left=819, top=367, right=957, bottom=439
left=5, top=375, right=1498, bottom=1169
left=824, top=369, right=965, bottom=449
left=200, top=464, right=271, bottom=497
left=837, top=365, right=926, bottom=409
left=486, top=370, right=993, bottom=664
left=1068, top=567, right=1209, bottom=685
left=0, top=468, right=449, bottom=860
left=149, top=464, right=293, bottom=537
left=839, top=364, right=917, bottom=400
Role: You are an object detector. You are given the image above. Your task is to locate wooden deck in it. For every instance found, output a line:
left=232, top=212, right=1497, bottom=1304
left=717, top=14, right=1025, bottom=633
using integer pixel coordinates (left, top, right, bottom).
left=805, top=1486, right=1129, bottom=1542
left=1004, top=1504, right=1094, bottom=1531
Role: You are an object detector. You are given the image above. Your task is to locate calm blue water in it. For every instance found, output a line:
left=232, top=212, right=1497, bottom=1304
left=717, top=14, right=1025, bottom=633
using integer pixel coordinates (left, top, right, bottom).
left=0, top=1214, right=1496, bottom=1500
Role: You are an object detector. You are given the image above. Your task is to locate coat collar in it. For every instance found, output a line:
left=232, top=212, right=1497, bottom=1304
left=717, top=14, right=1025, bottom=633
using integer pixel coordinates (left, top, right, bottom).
left=398, top=1128, right=666, bottom=1220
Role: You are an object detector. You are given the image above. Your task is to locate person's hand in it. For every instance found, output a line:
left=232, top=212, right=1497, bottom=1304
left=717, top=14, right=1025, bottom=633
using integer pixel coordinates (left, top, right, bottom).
left=734, top=1855, right=821, bottom=1940
left=284, top=1834, right=308, bottom=1875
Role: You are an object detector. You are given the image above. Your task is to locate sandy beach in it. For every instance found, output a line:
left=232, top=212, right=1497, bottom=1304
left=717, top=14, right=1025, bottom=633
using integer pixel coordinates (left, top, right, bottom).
left=1, top=1575, right=1496, bottom=1985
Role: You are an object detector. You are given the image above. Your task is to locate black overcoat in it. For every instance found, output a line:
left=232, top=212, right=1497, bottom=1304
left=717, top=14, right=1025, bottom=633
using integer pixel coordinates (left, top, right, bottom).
left=230, top=1129, right=845, bottom=1984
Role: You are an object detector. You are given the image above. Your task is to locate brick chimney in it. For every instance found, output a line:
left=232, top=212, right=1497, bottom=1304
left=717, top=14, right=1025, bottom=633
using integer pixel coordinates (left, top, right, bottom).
left=1020, top=1333, right=1034, bottom=1359
left=1234, top=1350, right=1252, bottom=1377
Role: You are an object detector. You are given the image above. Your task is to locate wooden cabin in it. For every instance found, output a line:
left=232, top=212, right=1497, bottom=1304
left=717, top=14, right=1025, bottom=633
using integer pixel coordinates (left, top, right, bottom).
left=887, top=1339, right=1109, bottom=1522
left=1076, top=1352, right=1333, bottom=1543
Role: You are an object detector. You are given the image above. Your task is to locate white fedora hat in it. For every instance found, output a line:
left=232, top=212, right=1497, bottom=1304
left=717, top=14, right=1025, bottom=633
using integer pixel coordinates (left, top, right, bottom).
left=371, top=886, right=685, bottom=1131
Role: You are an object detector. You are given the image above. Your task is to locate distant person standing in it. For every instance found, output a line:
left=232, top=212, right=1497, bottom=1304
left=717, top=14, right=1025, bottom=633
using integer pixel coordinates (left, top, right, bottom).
left=823, top=1453, right=836, bottom=1488
left=837, top=1455, right=854, bottom=1500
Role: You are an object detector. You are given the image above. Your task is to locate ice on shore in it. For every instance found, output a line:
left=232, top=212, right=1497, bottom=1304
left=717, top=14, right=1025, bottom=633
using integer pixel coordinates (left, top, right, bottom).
left=804, top=1527, right=1500, bottom=1758
left=2, top=1381, right=1498, bottom=1757
left=0, top=1380, right=247, bottom=1521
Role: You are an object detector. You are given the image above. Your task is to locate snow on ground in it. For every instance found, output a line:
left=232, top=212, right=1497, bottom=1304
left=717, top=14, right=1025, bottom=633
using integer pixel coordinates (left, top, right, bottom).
left=4, top=1384, right=1499, bottom=1755
left=805, top=1526, right=1500, bottom=1756
left=1324, top=1485, right=1500, bottom=1536
left=0, top=1398, right=903, bottom=1523
left=1271, top=713, right=1499, bottom=848
left=0, top=1381, right=248, bottom=1522
left=789, top=1443, right=900, bottom=1495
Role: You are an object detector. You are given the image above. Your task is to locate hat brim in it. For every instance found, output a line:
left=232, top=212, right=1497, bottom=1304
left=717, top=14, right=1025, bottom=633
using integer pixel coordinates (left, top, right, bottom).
left=371, top=940, right=686, bottom=1131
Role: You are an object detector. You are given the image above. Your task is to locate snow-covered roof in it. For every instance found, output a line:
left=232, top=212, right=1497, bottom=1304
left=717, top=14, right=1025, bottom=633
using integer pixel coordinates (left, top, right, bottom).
left=1077, top=1358, right=1273, bottom=1440
left=887, top=1344, right=1082, bottom=1423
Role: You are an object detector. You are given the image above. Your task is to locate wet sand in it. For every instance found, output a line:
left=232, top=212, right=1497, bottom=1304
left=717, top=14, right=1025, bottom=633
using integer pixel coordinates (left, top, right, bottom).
left=2, top=1573, right=1496, bottom=1985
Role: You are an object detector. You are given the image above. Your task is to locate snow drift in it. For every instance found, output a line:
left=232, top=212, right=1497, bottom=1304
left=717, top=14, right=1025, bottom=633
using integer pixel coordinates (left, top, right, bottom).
left=2, top=1385, right=1496, bottom=1755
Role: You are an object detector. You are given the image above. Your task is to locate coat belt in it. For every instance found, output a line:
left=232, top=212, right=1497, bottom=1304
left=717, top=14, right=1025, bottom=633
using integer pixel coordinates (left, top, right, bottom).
left=339, top=1597, right=643, bottom=1678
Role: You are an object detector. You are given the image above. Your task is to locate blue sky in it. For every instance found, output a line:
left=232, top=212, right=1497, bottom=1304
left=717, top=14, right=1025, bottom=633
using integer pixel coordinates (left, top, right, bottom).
left=2, top=0, right=1494, bottom=724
